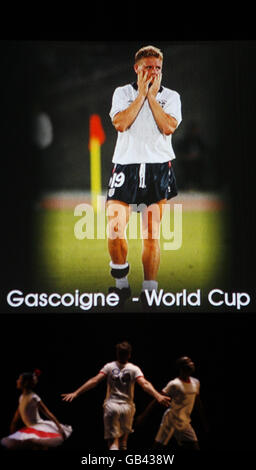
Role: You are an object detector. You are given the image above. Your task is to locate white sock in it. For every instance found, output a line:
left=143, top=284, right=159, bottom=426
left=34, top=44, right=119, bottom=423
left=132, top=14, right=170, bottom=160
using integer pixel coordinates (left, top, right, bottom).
left=116, top=277, right=129, bottom=289
left=109, top=443, right=119, bottom=450
left=110, top=261, right=129, bottom=269
left=142, top=280, right=158, bottom=292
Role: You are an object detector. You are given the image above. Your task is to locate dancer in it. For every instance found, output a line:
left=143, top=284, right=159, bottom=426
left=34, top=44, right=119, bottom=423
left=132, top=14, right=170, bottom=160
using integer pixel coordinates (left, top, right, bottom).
left=137, top=356, right=207, bottom=450
left=1, top=369, right=72, bottom=450
left=62, top=341, right=170, bottom=450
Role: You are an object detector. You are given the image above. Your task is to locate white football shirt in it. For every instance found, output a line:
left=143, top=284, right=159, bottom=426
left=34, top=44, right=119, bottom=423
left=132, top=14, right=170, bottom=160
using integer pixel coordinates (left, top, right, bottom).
left=109, top=83, right=182, bottom=164
left=100, top=361, right=144, bottom=404
left=163, top=377, right=200, bottom=429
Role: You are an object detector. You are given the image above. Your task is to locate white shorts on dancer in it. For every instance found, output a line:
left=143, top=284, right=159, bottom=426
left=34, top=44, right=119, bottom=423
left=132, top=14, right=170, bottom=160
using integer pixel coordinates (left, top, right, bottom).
left=155, top=408, right=198, bottom=446
left=155, top=409, right=198, bottom=445
left=103, top=399, right=135, bottom=439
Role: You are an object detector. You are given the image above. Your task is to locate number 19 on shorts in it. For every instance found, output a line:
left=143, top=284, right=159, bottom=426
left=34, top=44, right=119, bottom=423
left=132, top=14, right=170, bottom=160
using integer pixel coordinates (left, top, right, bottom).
left=108, top=171, right=125, bottom=197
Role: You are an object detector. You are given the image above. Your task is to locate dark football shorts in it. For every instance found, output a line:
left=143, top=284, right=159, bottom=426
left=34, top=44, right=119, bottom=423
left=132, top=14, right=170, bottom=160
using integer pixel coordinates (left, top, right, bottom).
left=106, top=161, right=178, bottom=207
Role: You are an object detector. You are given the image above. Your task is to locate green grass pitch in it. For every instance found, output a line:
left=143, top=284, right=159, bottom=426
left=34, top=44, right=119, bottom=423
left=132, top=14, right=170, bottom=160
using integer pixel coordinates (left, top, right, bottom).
left=32, top=207, right=230, bottom=311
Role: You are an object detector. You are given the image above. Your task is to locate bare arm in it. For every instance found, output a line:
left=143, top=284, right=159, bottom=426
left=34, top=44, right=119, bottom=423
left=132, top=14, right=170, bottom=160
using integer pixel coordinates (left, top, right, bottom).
left=136, top=388, right=171, bottom=426
left=136, top=398, right=157, bottom=427
left=61, top=372, right=106, bottom=402
left=38, top=400, right=66, bottom=439
left=136, top=377, right=171, bottom=407
left=10, top=407, right=21, bottom=433
left=112, top=70, right=151, bottom=132
left=148, top=75, right=178, bottom=135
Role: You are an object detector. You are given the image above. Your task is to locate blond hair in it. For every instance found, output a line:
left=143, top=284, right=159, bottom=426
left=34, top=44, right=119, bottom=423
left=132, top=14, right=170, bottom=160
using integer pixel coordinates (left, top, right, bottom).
left=134, top=45, right=163, bottom=63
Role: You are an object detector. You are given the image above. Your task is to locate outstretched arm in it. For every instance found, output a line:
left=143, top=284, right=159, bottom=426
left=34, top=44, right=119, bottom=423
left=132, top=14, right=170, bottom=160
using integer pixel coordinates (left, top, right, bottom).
left=136, top=398, right=157, bottom=427
left=38, top=400, right=66, bottom=439
left=10, top=407, right=21, bottom=433
left=136, top=389, right=171, bottom=426
left=136, top=377, right=171, bottom=408
left=61, top=372, right=106, bottom=402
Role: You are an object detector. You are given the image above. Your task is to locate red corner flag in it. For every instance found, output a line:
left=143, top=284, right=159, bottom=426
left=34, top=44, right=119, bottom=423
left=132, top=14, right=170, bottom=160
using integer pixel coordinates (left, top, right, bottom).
left=89, top=114, right=105, bottom=149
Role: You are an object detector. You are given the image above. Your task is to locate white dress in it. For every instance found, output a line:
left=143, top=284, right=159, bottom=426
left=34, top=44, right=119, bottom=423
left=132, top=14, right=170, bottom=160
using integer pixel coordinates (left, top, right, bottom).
left=1, top=392, right=72, bottom=449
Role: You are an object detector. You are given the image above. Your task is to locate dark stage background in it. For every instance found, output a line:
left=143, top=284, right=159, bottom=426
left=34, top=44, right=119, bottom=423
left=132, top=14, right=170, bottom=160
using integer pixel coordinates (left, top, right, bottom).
left=0, top=312, right=255, bottom=452
left=1, top=40, right=256, bottom=466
